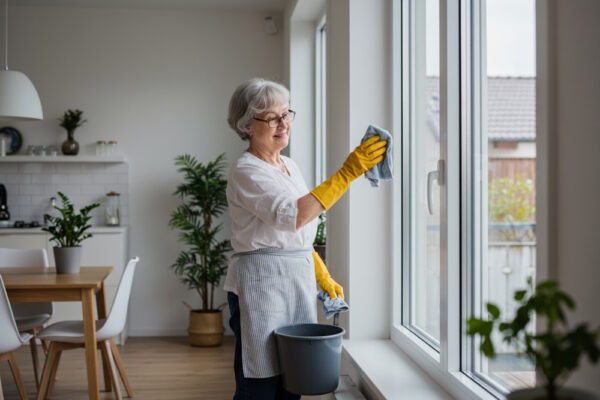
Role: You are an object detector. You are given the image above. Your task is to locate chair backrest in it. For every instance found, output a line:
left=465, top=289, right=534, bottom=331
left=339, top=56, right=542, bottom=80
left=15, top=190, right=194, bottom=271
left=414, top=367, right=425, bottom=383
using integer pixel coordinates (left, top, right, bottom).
left=0, top=248, right=49, bottom=268
left=98, top=257, right=139, bottom=339
left=0, top=275, right=26, bottom=354
left=0, top=248, right=52, bottom=318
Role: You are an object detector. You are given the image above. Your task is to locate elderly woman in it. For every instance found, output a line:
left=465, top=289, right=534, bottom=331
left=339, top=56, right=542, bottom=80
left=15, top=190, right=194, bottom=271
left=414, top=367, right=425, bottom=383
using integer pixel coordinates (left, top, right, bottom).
left=225, top=78, right=386, bottom=399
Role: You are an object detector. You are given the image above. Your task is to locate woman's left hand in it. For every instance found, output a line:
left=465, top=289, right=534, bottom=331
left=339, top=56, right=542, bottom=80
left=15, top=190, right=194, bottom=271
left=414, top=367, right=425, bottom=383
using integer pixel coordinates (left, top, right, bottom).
left=312, top=251, right=345, bottom=300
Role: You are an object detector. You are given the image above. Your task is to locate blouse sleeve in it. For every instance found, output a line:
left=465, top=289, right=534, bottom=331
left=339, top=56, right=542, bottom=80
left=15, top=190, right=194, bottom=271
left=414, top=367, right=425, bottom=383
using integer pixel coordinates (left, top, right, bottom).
left=228, top=165, right=298, bottom=232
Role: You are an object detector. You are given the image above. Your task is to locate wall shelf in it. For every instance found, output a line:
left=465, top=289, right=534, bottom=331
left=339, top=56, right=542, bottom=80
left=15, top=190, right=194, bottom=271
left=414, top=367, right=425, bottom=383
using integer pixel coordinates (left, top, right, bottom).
left=0, top=155, right=126, bottom=163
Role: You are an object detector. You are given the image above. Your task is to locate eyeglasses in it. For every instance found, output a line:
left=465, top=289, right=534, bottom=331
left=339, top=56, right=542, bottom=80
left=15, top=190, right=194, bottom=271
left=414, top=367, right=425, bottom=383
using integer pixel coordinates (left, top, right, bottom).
left=253, top=110, right=296, bottom=128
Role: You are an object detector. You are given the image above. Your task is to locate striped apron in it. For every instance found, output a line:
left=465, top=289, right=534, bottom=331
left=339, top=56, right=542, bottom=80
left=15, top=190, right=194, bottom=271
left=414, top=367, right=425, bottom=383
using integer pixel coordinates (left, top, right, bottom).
left=233, top=247, right=317, bottom=378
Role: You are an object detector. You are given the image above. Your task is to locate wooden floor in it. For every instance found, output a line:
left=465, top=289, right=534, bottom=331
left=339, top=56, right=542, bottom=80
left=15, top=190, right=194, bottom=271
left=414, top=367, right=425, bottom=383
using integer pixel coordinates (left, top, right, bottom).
left=1, top=336, right=235, bottom=399
left=0, top=336, right=322, bottom=400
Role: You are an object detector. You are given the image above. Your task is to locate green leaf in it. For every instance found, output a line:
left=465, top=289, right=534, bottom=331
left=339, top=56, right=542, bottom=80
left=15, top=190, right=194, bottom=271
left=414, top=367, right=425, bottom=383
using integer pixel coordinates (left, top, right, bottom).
left=480, top=337, right=496, bottom=358
left=487, top=303, right=501, bottom=319
left=514, top=290, right=527, bottom=301
left=44, top=192, right=99, bottom=247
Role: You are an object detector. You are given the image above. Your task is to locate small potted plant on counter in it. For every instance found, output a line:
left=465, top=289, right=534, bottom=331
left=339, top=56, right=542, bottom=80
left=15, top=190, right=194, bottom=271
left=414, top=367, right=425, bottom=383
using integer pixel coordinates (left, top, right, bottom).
left=169, top=153, right=232, bottom=347
left=313, top=212, right=326, bottom=263
left=42, top=192, right=99, bottom=274
left=59, top=109, right=87, bottom=155
left=467, top=277, right=599, bottom=400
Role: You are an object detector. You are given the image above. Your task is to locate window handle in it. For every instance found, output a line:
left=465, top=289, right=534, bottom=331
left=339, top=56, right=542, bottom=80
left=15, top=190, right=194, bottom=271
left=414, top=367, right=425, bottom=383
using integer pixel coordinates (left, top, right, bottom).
left=427, top=160, right=445, bottom=215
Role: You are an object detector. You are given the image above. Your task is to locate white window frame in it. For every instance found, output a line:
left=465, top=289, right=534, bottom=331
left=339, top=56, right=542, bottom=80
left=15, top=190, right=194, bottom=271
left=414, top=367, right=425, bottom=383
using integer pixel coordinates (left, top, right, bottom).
left=390, top=0, right=516, bottom=398
left=314, top=14, right=327, bottom=185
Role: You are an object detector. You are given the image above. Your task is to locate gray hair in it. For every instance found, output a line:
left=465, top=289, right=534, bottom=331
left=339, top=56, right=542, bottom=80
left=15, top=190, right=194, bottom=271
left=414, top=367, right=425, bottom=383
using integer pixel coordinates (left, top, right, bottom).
left=227, top=78, right=290, bottom=141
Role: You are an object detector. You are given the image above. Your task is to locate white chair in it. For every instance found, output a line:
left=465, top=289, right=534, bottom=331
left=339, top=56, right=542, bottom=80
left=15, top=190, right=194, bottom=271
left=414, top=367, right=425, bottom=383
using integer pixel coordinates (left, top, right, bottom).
left=0, top=274, right=33, bottom=400
left=37, top=257, right=139, bottom=400
left=0, top=248, right=52, bottom=390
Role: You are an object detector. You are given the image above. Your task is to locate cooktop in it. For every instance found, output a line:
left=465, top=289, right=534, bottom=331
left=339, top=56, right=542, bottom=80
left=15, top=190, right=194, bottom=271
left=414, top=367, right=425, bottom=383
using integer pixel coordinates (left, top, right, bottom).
left=0, top=220, right=41, bottom=229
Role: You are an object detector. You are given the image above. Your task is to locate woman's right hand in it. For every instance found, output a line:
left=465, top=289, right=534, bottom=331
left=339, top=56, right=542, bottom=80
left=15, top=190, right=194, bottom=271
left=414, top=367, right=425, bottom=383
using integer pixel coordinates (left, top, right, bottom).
left=340, top=136, right=388, bottom=181
left=309, top=135, right=388, bottom=211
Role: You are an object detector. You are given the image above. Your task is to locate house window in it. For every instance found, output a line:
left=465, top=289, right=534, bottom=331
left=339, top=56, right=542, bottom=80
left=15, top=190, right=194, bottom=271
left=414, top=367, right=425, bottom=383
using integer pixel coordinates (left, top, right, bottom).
left=315, top=19, right=327, bottom=184
left=463, top=0, right=536, bottom=393
left=394, top=0, right=536, bottom=396
left=400, top=0, right=441, bottom=350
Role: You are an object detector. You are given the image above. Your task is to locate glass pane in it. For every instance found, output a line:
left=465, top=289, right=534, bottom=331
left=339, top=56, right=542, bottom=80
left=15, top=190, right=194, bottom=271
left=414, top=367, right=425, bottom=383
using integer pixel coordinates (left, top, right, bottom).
left=406, top=0, right=440, bottom=347
left=316, top=23, right=327, bottom=184
left=469, top=0, right=536, bottom=391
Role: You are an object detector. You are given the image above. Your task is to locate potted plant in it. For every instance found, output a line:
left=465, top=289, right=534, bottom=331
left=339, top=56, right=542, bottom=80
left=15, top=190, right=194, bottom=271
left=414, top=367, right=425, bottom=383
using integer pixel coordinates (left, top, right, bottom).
left=42, top=192, right=99, bottom=274
left=313, top=212, right=326, bottom=262
left=169, top=153, right=232, bottom=347
left=59, top=109, right=87, bottom=155
left=467, top=277, right=599, bottom=400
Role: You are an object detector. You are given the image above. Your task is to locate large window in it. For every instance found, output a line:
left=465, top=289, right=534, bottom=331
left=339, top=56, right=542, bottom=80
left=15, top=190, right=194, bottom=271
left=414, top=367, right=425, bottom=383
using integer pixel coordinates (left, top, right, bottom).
left=394, top=0, right=536, bottom=397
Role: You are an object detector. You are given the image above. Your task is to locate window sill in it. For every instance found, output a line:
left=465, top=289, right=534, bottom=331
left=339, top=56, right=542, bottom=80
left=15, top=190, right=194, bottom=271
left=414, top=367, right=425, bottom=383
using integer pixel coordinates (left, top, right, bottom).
left=343, top=339, right=453, bottom=399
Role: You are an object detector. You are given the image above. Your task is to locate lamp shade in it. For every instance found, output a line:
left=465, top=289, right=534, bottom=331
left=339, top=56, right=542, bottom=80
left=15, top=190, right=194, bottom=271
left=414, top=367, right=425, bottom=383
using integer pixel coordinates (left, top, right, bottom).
left=0, top=70, right=43, bottom=120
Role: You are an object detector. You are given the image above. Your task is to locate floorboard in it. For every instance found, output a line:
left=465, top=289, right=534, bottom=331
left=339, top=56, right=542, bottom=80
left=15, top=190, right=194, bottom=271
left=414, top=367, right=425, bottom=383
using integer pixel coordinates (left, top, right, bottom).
left=0, top=336, right=325, bottom=400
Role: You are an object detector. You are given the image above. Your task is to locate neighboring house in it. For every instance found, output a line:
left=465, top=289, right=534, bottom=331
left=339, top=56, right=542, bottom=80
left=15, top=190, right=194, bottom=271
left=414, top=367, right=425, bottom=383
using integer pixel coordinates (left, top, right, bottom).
left=487, top=77, right=536, bottom=186
left=426, top=76, right=536, bottom=184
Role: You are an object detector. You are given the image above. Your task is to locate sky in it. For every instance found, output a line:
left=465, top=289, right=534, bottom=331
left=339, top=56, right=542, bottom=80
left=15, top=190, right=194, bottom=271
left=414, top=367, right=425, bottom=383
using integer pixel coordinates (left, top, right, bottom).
left=426, top=0, right=536, bottom=77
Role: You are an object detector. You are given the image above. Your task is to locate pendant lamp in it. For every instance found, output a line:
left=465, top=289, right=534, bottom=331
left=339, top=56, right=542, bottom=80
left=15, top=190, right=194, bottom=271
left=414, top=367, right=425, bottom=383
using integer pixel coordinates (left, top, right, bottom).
left=0, top=0, right=42, bottom=120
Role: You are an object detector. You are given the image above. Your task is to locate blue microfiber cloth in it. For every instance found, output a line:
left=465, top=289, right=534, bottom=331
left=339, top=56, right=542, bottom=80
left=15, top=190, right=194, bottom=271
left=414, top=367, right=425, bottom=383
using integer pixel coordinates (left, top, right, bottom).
left=317, top=290, right=349, bottom=320
left=361, top=125, right=393, bottom=187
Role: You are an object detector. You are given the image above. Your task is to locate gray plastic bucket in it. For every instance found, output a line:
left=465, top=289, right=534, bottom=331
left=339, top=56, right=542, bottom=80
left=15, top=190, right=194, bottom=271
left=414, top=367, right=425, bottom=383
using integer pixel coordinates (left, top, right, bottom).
left=274, top=323, right=345, bottom=395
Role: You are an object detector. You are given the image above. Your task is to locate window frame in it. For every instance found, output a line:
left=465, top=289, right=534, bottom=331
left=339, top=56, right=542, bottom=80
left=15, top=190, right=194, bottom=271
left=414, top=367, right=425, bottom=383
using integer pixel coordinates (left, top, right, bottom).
left=397, top=0, right=442, bottom=352
left=314, top=14, right=327, bottom=185
left=390, top=0, right=524, bottom=398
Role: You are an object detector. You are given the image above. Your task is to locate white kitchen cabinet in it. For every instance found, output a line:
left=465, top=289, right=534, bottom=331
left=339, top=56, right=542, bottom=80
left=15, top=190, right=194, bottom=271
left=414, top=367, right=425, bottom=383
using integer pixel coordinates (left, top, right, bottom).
left=0, top=227, right=129, bottom=344
left=0, top=233, right=47, bottom=250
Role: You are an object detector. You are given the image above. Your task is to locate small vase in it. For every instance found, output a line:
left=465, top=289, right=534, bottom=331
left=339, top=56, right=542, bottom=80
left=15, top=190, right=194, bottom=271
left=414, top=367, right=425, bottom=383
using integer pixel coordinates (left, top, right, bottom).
left=62, top=131, right=79, bottom=155
left=54, top=246, right=82, bottom=274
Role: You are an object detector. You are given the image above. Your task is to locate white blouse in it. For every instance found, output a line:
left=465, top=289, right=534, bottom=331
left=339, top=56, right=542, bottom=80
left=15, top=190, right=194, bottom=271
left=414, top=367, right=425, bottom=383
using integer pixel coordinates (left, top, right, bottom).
left=223, top=151, right=318, bottom=294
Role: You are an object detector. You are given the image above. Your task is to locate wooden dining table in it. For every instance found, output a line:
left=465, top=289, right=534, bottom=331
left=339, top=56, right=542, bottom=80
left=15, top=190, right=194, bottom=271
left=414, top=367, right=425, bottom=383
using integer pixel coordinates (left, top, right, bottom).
left=1, top=266, right=114, bottom=400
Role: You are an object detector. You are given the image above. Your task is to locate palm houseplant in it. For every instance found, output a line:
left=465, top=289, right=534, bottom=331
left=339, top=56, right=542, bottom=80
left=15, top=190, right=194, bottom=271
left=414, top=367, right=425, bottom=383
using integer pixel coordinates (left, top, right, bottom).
left=59, top=108, right=87, bottom=155
left=313, top=213, right=327, bottom=262
left=467, top=277, right=599, bottom=400
left=42, top=192, right=99, bottom=274
left=170, top=153, right=232, bottom=347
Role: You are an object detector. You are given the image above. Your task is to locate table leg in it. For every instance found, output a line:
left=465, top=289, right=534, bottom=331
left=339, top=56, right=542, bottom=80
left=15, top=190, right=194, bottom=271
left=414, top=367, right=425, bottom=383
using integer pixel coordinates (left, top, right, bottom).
left=96, top=282, right=112, bottom=392
left=82, top=288, right=100, bottom=400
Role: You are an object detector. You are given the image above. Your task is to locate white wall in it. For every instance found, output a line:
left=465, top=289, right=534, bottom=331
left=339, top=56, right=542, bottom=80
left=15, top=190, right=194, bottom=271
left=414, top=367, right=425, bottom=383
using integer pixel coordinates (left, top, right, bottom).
left=326, top=0, right=392, bottom=339
left=288, top=21, right=316, bottom=188
left=9, top=6, right=282, bottom=336
left=538, top=0, right=600, bottom=392
left=285, top=0, right=325, bottom=188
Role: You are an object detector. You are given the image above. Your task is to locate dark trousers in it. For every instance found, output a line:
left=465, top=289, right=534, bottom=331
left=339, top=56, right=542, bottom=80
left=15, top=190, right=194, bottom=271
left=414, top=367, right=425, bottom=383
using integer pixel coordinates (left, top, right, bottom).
left=227, top=292, right=301, bottom=400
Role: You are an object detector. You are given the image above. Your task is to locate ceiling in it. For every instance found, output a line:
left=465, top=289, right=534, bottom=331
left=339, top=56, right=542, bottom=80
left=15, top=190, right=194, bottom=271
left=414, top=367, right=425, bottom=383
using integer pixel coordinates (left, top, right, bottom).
left=13, top=0, right=287, bottom=12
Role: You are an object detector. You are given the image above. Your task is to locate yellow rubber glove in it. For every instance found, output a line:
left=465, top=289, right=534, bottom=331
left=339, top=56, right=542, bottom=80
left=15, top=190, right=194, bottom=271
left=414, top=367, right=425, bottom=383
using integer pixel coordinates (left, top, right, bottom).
left=310, top=136, right=387, bottom=210
left=313, top=250, right=344, bottom=300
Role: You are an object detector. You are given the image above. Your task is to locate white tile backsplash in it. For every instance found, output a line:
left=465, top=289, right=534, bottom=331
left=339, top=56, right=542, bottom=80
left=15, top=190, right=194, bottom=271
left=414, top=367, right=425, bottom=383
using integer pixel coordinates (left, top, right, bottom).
left=18, top=163, right=43, bottom=174
left=93, top=174, right=119, bottom=184
left=55, top=164, right=82, bottom=174
left=54, top=184, right=81, bottom=195
left=0, top=162, right=129, bottom=226
left=68, top=174, right=91, bottom=184
left=31, top=174, right=53, bottom=184
left=20, top=184, right=45, bottom=195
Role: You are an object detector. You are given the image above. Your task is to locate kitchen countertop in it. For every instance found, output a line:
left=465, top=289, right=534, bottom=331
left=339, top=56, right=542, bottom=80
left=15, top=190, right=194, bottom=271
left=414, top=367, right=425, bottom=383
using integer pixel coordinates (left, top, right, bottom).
left=0, top=226, right=128, bottom=234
